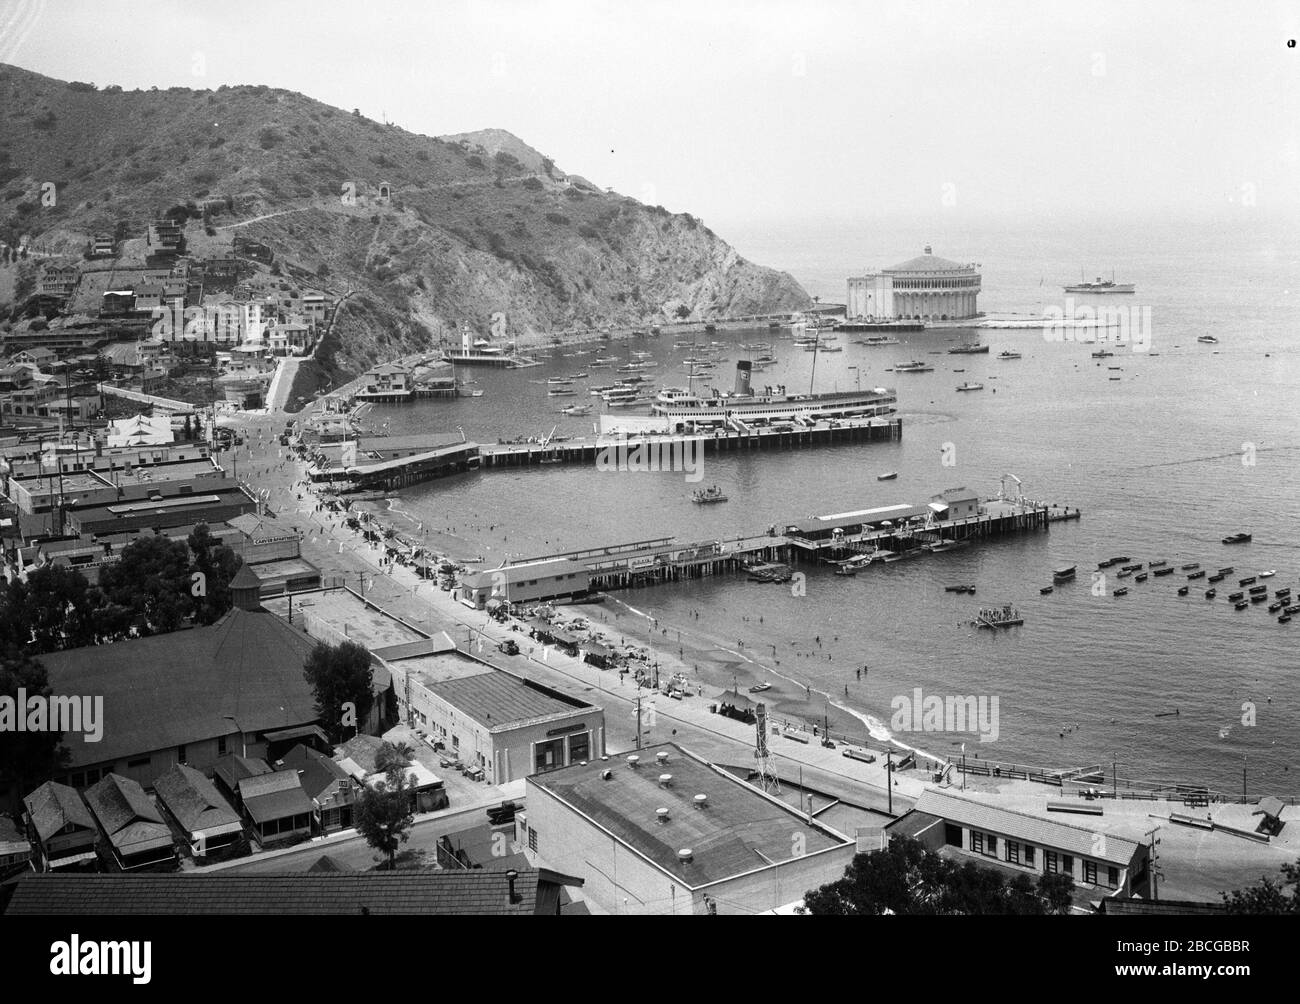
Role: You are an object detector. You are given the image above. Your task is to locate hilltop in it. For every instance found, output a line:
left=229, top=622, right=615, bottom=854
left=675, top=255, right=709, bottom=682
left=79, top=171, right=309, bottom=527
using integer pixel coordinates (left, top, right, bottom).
left=0, top=64, right=810, bottom=377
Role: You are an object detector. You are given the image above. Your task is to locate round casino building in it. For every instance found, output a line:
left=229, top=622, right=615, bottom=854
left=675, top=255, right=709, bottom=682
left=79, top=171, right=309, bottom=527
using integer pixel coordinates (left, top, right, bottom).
left=847, top=246, right=982, bottom=322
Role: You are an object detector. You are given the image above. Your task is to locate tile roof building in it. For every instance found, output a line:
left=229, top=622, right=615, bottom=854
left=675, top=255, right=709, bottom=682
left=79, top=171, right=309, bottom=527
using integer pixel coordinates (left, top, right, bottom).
left=3, top=869, right=583, bottom=915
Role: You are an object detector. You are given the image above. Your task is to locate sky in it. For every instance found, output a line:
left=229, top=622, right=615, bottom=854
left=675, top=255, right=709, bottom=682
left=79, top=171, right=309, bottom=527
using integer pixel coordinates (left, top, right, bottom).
left=2, top=0, right=1298, bottom=229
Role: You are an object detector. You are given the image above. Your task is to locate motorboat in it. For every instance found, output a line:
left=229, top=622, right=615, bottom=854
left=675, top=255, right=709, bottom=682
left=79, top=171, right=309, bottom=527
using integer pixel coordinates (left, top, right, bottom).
left=1259, top=569, right=1277, bottom=578
left=1187, top=570, right=1206, bottom=580
left=692, top=485, right=728, bottom=504
left=1053, top=565, right=1077, bottom=581
left=1040, top=586, right=1054, bottom=595
left=1178, top=586, right=1189, bottom=596
left=749, top=682, right=772, bottom=693
left=1114, top=588, right=1129, bottom=597
left=1222, top=532, right=1252, bottom=544
left=1197, top=335, right=1219, bottom=344
left=1205, top=589, right=1217, bottom=599
left=877, top=471, right=898, bottom=480
left=893, top=361, right=935, bottom=372
left=956, top=382, right=985, bottom=392
left=998, top=350, right=1022, bottom=360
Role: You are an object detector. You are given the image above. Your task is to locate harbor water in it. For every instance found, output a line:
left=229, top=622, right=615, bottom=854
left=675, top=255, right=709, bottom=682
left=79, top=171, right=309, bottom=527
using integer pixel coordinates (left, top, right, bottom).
left=360, top=213, right=1300, bottom=795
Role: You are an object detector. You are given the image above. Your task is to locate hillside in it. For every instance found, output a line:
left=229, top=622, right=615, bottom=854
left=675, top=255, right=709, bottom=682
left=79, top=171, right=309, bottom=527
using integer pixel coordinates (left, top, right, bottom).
left=0, top=64, right=810, bottom=376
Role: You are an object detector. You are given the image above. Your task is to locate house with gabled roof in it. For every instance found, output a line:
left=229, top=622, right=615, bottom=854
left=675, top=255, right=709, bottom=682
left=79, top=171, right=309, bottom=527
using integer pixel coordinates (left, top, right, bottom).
left=152, top=763, right=244, bottom=857
left=22, top=781, right=98, bottom=872
left=83, top=774, right=176, bottom=871
left=277, top=744, right=360, bottom=834
left=238, top=770, right=313, bottom=847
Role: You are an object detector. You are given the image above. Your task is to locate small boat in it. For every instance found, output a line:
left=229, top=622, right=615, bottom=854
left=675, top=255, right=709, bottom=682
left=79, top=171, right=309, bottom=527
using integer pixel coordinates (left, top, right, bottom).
left=1121, top=563, right=1143, bottom=572
left=547, top=377, right=574, bottom=386
left=1276, top=588, right=1292, bottom=599
left=1180, top=563, right=1200, bottom=571
left=948, top=343, right=989, bottom=354
left=1053, top=565, right=1077, bottom=581
left=927, top=540, right=968, bottom=553
left=1208, top=573, right=1225, bottom=583
left=1239, top=576, right=1256, bottom=586
left=1091, top=350, right=1115, bottom=358
left=749, top=682, right=772, bottom=693
left=1187, top=570, right=1205, bottom=580
left=1217, top=567, right=1235, bottom=576
left=1228, top=592, right=1245, bottom=602
left=1281, top=616, right=1292, bottom=624
left=1285, top=603, right=1300, bottom=614
left=561, top=403, right=593, bottom=416
left=1249, top=585, right=1268, bottom=596
left=877, top=472, right=898, bottom=481
left=1117, top=569, right=1133, bottom=579
left=1222, top=533, right=1252, bottom=544
left=1205, top=589, right=1217, bottom=599
left=834, top=566, right=857, bottom=577
left=1259, top=569, right=1276, bottom=578
left=1197, top=335, right=1219, bottom=344
left=1135, top=572, right=1148, bottom=582
left=547, top=388, right=577, bottom=397
left=470, top=389, right=485, bottom=397
left=1269, top=602, right=1284, bottom=613
left=998, top=350, right=1022, bottom=360
left=956, top=381, right=985, bottom=392
left=944, top=584, right=976, bottom=594
left=893, top=360, right=935, bottom=372
left=1178, top=586, right=1189, bottom=596
left=692, top=485, right=728, bottom=504
left=1149, top=560, right=1168, bottom=569
left=1040, top=586, right=1054, bottom=595
left=1153, top=567, right=1174, bottom=577
left=1114, top=588, right=1129, bottom=597
left=1235, top=601, right=1250, bottom=610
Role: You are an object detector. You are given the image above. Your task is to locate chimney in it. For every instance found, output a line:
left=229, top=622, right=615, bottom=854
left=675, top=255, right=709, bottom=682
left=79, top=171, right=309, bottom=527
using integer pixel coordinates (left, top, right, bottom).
left=505, top=868, right=520, bottom=905
left=734, top=360, right=752, bottom=397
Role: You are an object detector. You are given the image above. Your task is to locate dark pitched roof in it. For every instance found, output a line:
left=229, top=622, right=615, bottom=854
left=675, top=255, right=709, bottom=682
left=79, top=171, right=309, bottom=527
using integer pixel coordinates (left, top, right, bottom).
left=152, top=764, right=241, bottom=835
left=37, top=608, right=320, bottom=769
left=213, top=755, right=271, bottom=793
left=229, top=562, right=262, bottom=590
left=3, top=871, right=577, bottom=915
left=83, top=774, right=173, bottom=854
left=278, top=744, right=351, bottom=801
left=238, top=771, right=313, bottom=823
left=23, top=781, right=95, bottom=841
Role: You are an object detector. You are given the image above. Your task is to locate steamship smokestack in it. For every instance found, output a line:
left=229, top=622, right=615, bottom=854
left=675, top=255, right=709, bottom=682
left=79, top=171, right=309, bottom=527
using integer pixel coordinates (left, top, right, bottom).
left=734, top=360, right=752, bottom=396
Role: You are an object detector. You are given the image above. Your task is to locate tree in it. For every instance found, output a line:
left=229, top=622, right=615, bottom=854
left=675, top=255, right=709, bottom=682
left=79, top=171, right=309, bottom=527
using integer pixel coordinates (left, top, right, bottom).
left=1037, top=871, right=1076, bottom=915
left=1223, top=859, right=1300, bottom=914
left=0, top=652, right=69, bottom=806
left=187, top=523, right=243, bottom=625
left=97, top=534, right=194, bottom=636
left=374, top=740, right=413, bottom=774
left=0, top=565, right=101, bottom=653
left=302, top=640, right=373, bottom=741
left=355, top=762, right=415, bottom=869
left=182, top=414, right=192, bottom=440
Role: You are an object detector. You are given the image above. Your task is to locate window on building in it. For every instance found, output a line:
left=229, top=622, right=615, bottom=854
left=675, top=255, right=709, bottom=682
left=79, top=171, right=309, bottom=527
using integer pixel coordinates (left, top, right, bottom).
left=127, top=757, right=150, bottom=769
left=527, top=826, right=538, bottom=852
left=534, top=738, right=565, bottom=773
left=1107, top=866, right=1120, bottom=888
left=986, top=835, right=997, bottom=857
left=568, top=732, right=590, bottom=764
left=970, top=831, right=983, bottom=854
left=217, top=735, right=228, bottom=757
left=452, top=735, right=459, bottom=750
left=177, top=744, right=187, bottom=764
left=1006, top=841, right=1020, bottom=865
left=1083, top=860, right=1097, bottom=885
left=1025, top=845, right=1036, bottom=868
left=1063, top=855, right=1074, bottom=876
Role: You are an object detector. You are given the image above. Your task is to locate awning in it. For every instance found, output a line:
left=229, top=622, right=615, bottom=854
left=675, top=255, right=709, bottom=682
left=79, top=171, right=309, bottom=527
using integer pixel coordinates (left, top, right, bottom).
left=48, top=851, right=98, bottom=868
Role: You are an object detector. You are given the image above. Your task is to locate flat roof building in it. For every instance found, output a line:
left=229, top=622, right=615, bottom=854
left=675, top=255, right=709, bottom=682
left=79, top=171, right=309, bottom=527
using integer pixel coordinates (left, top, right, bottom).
left=522, top=742, right=856, bottom=914
left=458, top=557, right=591, bottom=609
left=887, top=788, right=1150, bottom=900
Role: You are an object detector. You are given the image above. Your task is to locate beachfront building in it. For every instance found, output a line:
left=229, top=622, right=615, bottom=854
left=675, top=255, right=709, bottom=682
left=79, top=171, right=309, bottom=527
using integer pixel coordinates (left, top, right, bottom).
left=929, top=486, right=981, bottom=520
left=847, top=246, right=981, bottom=322
left=520, top=743, right=856, bottom=914
left=458, top=557, right=592, bottom=609
left=408, top=669, right=605, bottom=784
left=887, top=789, right=1151, bottom=899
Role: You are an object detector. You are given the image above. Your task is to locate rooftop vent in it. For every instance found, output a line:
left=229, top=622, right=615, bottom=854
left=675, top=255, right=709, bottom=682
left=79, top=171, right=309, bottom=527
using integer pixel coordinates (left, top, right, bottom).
left=656, top=751, right=670, bottom=765
left=678, top=848, right=693, bottom=863
left=627, top=755, right=640, bottom=769
left=600, top=769, right=613, bottom=781
left=656, top=807, right=670, bottom=823
left=694, top=793, right=708, bottom=809
left=659, top=774, right=672, bottom=787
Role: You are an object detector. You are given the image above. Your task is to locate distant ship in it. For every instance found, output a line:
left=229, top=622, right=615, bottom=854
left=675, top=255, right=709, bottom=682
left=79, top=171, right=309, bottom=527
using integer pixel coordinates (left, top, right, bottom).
left=1064, top=271, right=1135, bottom=294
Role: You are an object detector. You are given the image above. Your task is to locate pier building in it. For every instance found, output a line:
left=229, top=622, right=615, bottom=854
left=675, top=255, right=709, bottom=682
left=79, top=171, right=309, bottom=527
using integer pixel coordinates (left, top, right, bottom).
left=847, top=246, right=981, bottom=322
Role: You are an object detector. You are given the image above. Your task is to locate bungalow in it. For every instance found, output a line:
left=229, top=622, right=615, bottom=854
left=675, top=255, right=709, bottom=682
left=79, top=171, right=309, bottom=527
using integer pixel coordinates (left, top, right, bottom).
left=83, top=774, right=177, bottom=871
left=278, top=744, right=360, bottom=834
left=0, top=815, right=34, bottom=875
left=22, top=781, right=98, bottom=872
left=238, top=770, right=314, bottom=847
left=929, top=486, right=981, bottom=521
left=91, top=234, right=116, bottom=257
left=39, top=265, right=80, bottom=299
left=212, top=754, right=272, bottom=810
left=132, top=284, right=165, bottom=312
left=152, top=764, right=244, bottom=857
left=335, top=735, right=448, bottom=814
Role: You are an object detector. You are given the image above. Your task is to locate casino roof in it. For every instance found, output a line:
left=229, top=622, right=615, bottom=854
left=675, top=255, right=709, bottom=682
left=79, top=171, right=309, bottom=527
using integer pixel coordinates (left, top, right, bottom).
left=884, top=248, right=975, bottom=273
left=528, top=743, right=851, bottom=888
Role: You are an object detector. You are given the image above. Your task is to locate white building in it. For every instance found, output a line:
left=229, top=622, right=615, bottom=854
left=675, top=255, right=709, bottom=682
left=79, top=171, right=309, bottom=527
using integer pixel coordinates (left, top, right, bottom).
left=848, top=246, right=982, bottom=322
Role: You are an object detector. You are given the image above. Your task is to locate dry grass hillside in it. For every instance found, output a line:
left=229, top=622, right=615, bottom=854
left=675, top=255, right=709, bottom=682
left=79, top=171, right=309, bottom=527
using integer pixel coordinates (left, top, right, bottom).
left=0, top=63, right=810, bottom=376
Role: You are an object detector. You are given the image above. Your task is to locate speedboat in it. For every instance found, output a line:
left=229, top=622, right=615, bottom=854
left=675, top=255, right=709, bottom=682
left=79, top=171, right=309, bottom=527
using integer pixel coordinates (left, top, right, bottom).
left=1197, top=335, right=1219, bottom=344
left=1259, top=569, right=1276, bottom=578
left=1222, top=532, right=1252, bottom=544
left=998, top=350, right=1022, bottom=360
left=749, top=682, right=772, bottom=693
left=956, top=382, right=985, bottom=392
left=877, top=471, right=898, bottom=480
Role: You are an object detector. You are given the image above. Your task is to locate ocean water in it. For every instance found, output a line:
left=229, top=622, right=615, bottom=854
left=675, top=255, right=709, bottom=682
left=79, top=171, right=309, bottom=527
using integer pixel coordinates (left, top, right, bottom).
left=363, top=213, right=1300, bottom=794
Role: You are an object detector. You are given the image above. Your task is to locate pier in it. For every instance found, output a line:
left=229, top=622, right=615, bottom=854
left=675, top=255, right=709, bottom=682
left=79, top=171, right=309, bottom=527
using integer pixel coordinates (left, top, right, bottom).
left=481, top=416, right=902, bottom=468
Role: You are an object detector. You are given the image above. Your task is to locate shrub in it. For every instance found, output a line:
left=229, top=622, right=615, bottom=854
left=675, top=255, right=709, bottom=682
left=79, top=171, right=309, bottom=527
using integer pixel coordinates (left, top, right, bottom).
left=522, top=177, right=543, bottom=191
left=67, top=81, right=97, bottom=92
left=466, top=155, right=484, bottom=169
left=545, top=213, right=570, bottom=225
left=578, top=224, right=598, bottom=239
left=258, top=127, right=284, bottom=149
left=32, top=110, right=57, bottom=131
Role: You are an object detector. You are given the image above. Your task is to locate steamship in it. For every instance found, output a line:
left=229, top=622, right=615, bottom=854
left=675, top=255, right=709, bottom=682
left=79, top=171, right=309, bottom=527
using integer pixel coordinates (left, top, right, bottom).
left=650, top=361, right=897, bottom=426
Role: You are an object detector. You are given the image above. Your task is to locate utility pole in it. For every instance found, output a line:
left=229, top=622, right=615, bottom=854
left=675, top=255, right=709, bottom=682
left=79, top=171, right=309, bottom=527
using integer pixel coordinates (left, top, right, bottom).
left=1144, top=826, right=1162, bottom=901
left=635, top=694, right=643, bottom=750
left=886, top=750, right=893, bottom=815
left=1242, top=755, right=1247, bottom=805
